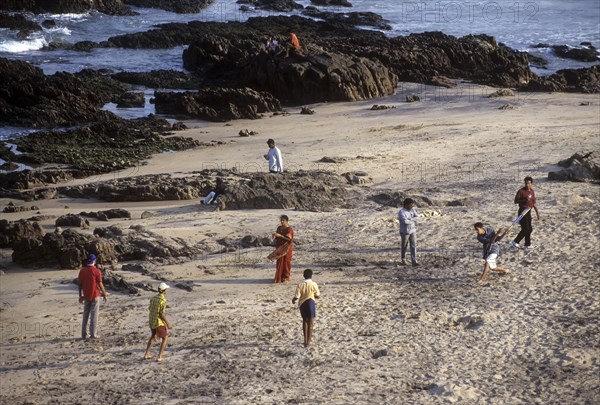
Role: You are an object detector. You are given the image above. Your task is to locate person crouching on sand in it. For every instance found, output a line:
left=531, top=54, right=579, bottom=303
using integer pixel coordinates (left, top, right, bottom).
left=292, top=269, right=320, bottom=348
left=473, top=222, right=510, bottom=283
left=144, top=282, right=172, bottom=362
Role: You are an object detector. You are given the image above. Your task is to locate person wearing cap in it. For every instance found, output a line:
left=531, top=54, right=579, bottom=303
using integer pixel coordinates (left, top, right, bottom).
left=78, top=253, right=108, bottom=340
left=144, top=282, right=172, bottom=362
left=264, top=139, right=283, bottom=173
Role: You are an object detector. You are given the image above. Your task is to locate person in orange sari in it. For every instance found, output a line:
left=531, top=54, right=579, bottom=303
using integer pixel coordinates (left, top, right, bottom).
left=269, top=215, right=294, bottom=283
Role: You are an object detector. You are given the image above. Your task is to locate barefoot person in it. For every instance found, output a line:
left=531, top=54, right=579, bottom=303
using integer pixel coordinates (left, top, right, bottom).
left=474, top=223, right=510, bottom=283
left=267, top=215, right=294, bottom=283
left=511, top=176, right=541, bottom=250
left=78, top=253, right=108, bottom=340
left=144, top=282, right=172, bottom=362
left=292, top=269, right=320, bottom=347
left=398, top=198, right=420, bottom=266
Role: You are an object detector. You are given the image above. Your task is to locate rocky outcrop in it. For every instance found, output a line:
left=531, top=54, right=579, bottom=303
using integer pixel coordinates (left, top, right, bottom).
left=548, top=151, right=600, bottom=183
left=2, top=116, right=201, bottom=181
left=55, top=214, right=90, bottom=228
left=0, top=219, right=44, bottom=248
left=111, top=70, right=202, bottom=89
left=310, top=0, right=352, bottom=6
left=152, top=87, right=282, bottom=121
left=254, top=0, right=304, bottom=12
left=0, top=12, right=41, bottom=38
left=239, top=52, right=398, bottom=104
left=521, top=65, right=600, bottom=93
left=123, top=0, right=214, bottom=13
left=302, top=9, right=391, bottom=30
left=115, top=92, right=145, bottom=108
left=0, top=59, right=129, bottom=128
left=0, top=0, right=136, bottom=15
left=57, top=170, right=361, bottom=211
left=531, top=43, right=599, bottom=63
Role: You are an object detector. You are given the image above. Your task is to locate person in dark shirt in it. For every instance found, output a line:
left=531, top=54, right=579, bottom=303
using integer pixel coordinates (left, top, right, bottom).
left=474, top=223, right=510, bottom=283
left=511, top=176, right=541, bottom=250
left=202, top=177, right=227, bottom=211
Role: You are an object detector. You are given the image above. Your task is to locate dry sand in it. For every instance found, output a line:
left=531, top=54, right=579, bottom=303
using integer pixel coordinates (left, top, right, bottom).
left=1, top=84, right=599, bottom=404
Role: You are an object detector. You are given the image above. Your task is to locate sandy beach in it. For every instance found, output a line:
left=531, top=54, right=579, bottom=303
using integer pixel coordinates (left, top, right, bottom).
left=1, top=84, right=599, bottom=404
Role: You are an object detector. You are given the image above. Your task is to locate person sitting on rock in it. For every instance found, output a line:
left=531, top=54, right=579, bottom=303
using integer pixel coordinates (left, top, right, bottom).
left=266, top=35, right=279, bottom=55
left=289, top=30, right=300, bottom=50
left=202, top=177, right=227, bottom=210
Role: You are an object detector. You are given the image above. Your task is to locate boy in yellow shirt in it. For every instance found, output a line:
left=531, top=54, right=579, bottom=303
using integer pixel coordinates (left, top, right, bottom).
left=292, top=269, right=320, bottom=347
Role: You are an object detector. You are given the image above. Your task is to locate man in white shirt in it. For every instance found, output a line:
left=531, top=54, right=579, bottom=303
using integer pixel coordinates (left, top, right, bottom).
left=264, top=138, right=283, bottom=173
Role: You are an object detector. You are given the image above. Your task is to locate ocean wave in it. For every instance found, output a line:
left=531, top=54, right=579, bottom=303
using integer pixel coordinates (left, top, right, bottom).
left=0, top=37, right=47, bottom=53
left=46, top=26, right=72, bottom=36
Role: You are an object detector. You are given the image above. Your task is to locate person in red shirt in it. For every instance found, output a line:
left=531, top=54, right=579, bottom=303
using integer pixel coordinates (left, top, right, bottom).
left=511, top=177, right=541, bottom=250
left=78, top=253, right=108, bottom=339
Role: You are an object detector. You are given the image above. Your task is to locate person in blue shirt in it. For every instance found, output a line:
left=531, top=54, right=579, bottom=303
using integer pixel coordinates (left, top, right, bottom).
left=473, top=222, right=510, bottom=283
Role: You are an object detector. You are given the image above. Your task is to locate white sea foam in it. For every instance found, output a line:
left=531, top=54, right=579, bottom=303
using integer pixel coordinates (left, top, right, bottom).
left=0, top=37, right=47, bottom=53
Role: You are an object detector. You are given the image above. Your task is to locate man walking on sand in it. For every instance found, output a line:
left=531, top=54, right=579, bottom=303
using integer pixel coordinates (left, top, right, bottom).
left=78, top=253, right=108, bottom=340
left=144, top=282, right=172, bottom=362
left=264, top=138, right=283, bottom=173
left=511, top=176, right=541, bottom=250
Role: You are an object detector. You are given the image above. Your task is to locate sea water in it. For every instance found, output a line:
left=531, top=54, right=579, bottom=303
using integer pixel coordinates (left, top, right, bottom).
left=1, top=0, right=598, bottom=74
left=0, top=0, right=598, bottom=140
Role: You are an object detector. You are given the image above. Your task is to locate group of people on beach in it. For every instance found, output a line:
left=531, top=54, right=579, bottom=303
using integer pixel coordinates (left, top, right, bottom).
left=397, top=176, right=541, bottom=283
left=78, top=133, right=540, bottom=357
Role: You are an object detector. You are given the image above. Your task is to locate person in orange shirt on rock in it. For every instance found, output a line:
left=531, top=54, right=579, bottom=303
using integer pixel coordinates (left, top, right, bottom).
left=289, top=30, right=300, bottom=50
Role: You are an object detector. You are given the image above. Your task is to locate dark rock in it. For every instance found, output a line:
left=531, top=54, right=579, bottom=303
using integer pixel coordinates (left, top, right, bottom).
left=2, top=116, right=201, bottom=184
left=300, top=107, right=315, bottom=115
left=240, top=235, right=263, bottom=248
left=0, top=59, right=129, bottom=128
left=488, top=89, right=514, bottom=98
left=0, top=161, right=19, bottom=171
left=80, top=209, right=131, bottom=220
left=0, top=219, right=44, bottom=248
left=172, top=122, right=187, bottom=130
left=302, top=9, right=391, bottom=30
left=310, top=0, right=352, bottom=7
left=0, top=12, right=41, bottom=32
left=239, top=129, right=258, bottom=137
left=55, top=214, right=90, bottom=228
left=526, top=53, right=549, bottom=69
left=58, top=170, right=362, bottom=211
left=406, top=95, right=420, bottom=102
left=551, top=44, right=598, bottom=62
left=0, top=0, right=136, bottom=16
left=41, top=19, right=56, bottom=29
left=548, top=150, right=600, bottom=183
left=370, top=105, right=395, bottom=110
left=239, top=51, right=398, bottom=105
left=174, top=282, right=194, bottom=291
left=28, top=215, right=56, bottom=221
left=372, top=349, right=388, bottom=359
left=254, top=0, right=304, bottom=12
left=2, top=204, right=38, bottom=213
left=141, top=211, right=156, bottom=219
left=123, top=0, right=214, bottom=13
left=115, top=92, right=145, bottom=108
left=522, top=65, right=600, bottom=93
left=111, top=70, right=202, bottom=90
left=152, top=88, right=281, bottom=121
